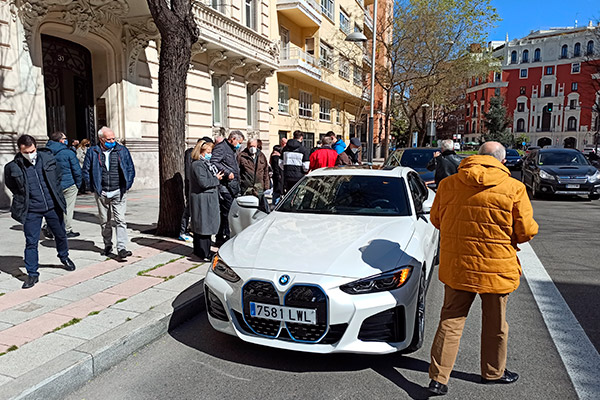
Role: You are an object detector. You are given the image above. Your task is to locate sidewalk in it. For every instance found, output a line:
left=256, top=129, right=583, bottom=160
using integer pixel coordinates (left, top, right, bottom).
left=0, top=189, right=208, bottom=400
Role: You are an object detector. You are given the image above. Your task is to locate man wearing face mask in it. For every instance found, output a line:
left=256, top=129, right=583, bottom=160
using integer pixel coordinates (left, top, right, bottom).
left=336, top=137, right=362, bottom=166
left=4, top=135, right=77, bottom=289
left=82, top=127, right=135, bottom=259
left=238, top=138, right=270, bottom=196
left=211, top=130, right=245, bottom=245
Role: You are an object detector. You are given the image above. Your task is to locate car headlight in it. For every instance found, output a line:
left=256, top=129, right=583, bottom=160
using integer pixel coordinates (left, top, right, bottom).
left=539, top=170, right=555, bottom=180
left=588, top=171, right=600, bottom=183
left=211, top=254, right=241, bottom=283
left=340, top=266, right=413, bottom=295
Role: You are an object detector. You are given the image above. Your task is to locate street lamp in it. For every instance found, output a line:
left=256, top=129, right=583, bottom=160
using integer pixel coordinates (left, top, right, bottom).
left=421, top=102, right=435, bottom=143
left=345, top=0, right=377, bottom=164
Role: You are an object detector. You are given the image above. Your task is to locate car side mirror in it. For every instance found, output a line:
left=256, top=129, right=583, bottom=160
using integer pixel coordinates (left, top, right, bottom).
left=421, top=189, right=435, bottom=214
left=236, top=195, right=259, bottom=209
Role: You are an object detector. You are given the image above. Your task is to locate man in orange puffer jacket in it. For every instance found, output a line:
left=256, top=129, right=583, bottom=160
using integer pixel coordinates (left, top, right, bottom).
left=427, top=141, right=539, bottom=396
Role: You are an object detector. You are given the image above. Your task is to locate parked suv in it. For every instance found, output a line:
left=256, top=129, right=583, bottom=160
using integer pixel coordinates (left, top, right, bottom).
left=522, top=148, right=600, bottom=200
left=384, top=148, right=439, bottom=188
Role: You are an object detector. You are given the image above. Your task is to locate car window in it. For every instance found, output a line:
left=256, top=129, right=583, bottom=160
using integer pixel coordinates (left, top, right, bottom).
left=506, top=149, right=519, bottom=156
left=407, top=173, right=426, bottom=213
left=277, top=175, right=411, bottom=216
left=538, top=151, right=589, bottom=166
left=400, top=150, right=437, bottom=169
left=385, top=151, right=402, bottom=167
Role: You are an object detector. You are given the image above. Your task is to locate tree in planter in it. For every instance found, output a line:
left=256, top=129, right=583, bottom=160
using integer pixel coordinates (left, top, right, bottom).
left=482, top=95, right=514, bottom=147
left=146, top=0, right=199, bottom=237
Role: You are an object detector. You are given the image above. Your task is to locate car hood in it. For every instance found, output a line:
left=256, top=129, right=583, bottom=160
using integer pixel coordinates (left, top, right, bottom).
left=540, top=165, right=597, bottom=175
left=219, top=212, right=419, bottom=279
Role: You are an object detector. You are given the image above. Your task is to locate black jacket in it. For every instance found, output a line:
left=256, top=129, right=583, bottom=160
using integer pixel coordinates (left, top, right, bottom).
left=211, top=140, right=240, bottom=196
left=281, top=139, right=310, bottom=187
left=82, top=143, right=135, bottom=198
left=4, top=150, right=67, bottom=223
left=426, top=150, right=462, bottom=185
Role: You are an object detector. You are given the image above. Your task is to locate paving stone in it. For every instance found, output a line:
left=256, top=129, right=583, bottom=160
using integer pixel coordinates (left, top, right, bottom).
left=51, top=292, right=123, bottom=319
left=93, top=263, right=145, bottom=283
left=83, top=308, right=139, bottom=330
left=153, top=272, right=203, bottom=293
left=0, top=312, right=74, bottom=346
left=0, top=282, right=65, bottom=312
left=185, top=263, right=210, bottom=276
left=49, top=259, right=128, bottom=287
left=146, top=259, right=191, bottom=279
left=0, top=333, right=85, bottom=378
left=0, top=296, right=70, bottom=325
left=103, top=275, right=163, bottom=297
left=111, top=288, right=178, bottom=314
left=46, top=278, right=116, bottom=302
left=0, top=321, right=14, bottom=331
left=0, top=374, right=13, bottom=386
left=55, top=319, right=112, bottom=340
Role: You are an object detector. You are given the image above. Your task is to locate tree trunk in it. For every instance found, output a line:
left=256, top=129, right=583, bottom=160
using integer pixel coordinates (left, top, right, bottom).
left=382, top=87, right=393, bottom=159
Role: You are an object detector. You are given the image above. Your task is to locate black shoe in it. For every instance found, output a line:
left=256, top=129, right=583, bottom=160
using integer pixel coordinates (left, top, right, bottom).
left=22, top=275, right=39, bottom=289
left=102, top=246, right=113, bottom=256
left=61, top=257, right=76, bottom=271
left=427, top=380, right=448, bottom=396
left=66, top=231, right=80, bottom=238
left=118, top=249, right=132, bottom=259
left=481, top=369, right=519, bottom=384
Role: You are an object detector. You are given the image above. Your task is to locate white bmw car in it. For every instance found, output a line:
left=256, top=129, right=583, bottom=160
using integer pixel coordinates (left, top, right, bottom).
left=204, top=166, right=439, bottom=354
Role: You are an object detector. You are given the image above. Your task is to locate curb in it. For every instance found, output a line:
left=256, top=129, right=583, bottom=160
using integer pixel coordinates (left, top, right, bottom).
left=2, top=280, right=206, bottom=400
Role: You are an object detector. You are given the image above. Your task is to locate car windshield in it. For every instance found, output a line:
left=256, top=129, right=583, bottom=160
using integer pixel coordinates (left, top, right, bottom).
left=277, top=175, right=411, bottom=216
left=538, top=151, right=589, bottom=166
left=506, top=149, right=519, bottom=157
left=386, top=149, right=437, bottom=169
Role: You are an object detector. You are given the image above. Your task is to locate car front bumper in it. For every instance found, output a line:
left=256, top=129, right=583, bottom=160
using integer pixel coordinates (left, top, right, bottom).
left=204, top=268, right=421, bottom=354
left=538, top=179, right=600, bottom=196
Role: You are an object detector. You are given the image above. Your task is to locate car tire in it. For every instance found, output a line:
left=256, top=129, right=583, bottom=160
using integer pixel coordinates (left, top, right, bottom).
left=401, top=268, right=426, bottom=354
left=589, top=193, right=600, bottom=200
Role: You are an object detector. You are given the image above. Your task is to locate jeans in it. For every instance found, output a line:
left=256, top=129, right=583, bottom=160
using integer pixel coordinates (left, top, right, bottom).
left=180, top=196, right=191, bottom=236
left=63, top=184, right=78, bottom=232
left=95, top=192, right=128, bottom=251
left=24, top=208, right=69, bottom=277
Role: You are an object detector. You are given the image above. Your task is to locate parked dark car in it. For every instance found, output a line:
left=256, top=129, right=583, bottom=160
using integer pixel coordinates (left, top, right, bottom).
left=522, top=148, right=600, bottom=200
left=385, top=147, right=439, bottom=188
left=504, top=149, right=523, bottom=170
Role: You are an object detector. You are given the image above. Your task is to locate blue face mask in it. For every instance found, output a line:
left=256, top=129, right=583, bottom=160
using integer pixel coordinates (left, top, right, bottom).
left=204, top=153, right=212, bottom=161
left=62, top=139, right=68, bottom=145
left=234, top=143, right=241, bottom=150
left=104, top=141, right=116, bottom=149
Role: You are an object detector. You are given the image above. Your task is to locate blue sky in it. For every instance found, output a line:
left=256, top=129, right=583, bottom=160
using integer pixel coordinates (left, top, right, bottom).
left=488, top=0, right=600, bottom=41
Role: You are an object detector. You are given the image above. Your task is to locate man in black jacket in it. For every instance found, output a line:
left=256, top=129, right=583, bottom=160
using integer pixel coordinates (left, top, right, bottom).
left=4, top=135, right=76, bottom=289
left=280, top=130, right=310, bottom=193
left=211, top=130, right=245, bottom=245
left=426, top=139, right=462, bottom=185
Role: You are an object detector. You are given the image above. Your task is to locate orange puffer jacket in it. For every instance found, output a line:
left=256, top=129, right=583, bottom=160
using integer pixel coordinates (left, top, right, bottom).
left=430, top=155, right=539, bottom=294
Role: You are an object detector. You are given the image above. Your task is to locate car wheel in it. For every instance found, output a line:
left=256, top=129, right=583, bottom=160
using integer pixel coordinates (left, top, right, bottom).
left=589, top=193, right=600, bottom=201
left=401, top=268, right=426, bottom=354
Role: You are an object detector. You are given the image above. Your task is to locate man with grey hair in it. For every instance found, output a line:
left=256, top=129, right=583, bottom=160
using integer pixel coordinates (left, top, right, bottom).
left=82, top=127, right=135, bottom=259
left=211, top=130, right=245, bottom=245
left=479, top=140, right=506, bottom=161
left=427, top=139, right=462, bottom=185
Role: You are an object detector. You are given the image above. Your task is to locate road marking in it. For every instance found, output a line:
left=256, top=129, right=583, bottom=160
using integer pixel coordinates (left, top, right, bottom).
left=520, top=242, right=600, bottom=400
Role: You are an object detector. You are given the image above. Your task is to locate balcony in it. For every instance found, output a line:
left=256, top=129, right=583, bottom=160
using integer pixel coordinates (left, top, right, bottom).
left=364, top=11, right=373, bottom=34
left=277, top=0, right=322, bottom=28
left=192, top=2, right=278, bottom=70
left=280, top=45, right=322, bottom=81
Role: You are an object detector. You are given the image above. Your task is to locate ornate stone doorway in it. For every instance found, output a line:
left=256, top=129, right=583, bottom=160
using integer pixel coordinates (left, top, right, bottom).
left=41, top=34, right=96, bottom=144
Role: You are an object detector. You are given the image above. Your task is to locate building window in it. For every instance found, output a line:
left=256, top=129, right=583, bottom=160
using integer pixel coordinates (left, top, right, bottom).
left=572, top=63, right=580, bottom=74
left=572, top=82, right=578, bottom=91
left=212, top=77, right=226, bottom=126
left=495, top=88, right=501, bottom=96
left=545, top=66, right=554, bottom=75
left=534, top=48, right=541, bottom=62
left=567, top=116, right=577, bottom=131
left=520, top=86, right=526, bottom=95
left=517, top=103, right=525, bottom=112
left=466, top=106, right=470, bottom=117
left=472, top=121, right=477, bottom=133
left=353, top=65, right=362, bottom=86
left=520, top=69, right=528, bottom=78
left=511, top=51, right=517, bottom=64
left=560, top=44, right=568, bottom=59
left=299, top=90, right=313, bottom=118
left=321, top=0, right=334, bottom=20
left=246, top=86, right=257, bottom=129
left=320, top=41, right=334, bottom=71
left=495, top=71, right=502, bottom=81
left=475, top=77, right=479, bottom=85
left=544, top=84, right=552, bottom=97
left=569, top=99, right=577, bottom=110
left=211, top=0, right=223, bottom=12
left=320, top=98, right=331, bottom=121
left=481, top=104, right=485, bottom=113
left=472, top=105, right=477, bottom=117
left=522, top=50, right=529, bottom=63
left=339, top=57, right=350, bottom=80
left=244, top=0, right=257, bottom=30
left=278, top=84, right=289, bottom=114
left=336, top=103, right=341, bottom=124
left=339, top=8, right=351, bottom=35
left=587, top=40, right=595, bottom=56
left=574, top=42, right=581, bottom=57
left=516, top=118, right=525, bottom=132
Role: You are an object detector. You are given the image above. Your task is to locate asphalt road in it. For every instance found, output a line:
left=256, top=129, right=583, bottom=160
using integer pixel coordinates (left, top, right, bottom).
left=66, top=174, right=598, bottom=400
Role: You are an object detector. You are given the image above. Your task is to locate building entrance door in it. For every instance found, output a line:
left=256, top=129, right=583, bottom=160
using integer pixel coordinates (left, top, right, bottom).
left=42, top=35, right=96, bottom=144
left=541, top=105, right=552, bottom=131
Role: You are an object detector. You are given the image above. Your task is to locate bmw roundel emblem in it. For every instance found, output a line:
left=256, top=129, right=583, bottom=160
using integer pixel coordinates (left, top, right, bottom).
left=279, top=275, right=290, bottom=285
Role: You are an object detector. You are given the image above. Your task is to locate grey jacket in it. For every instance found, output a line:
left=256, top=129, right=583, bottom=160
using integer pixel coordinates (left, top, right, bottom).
left=189, top=158, right=220, bottom=235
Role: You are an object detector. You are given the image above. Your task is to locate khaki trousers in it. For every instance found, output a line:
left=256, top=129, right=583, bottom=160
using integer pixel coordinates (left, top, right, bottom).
left=63, top=184, right=78, bottom=232
left=95, top=192, right=128, bottom=251
left=429, top=285, right=509, bottom=384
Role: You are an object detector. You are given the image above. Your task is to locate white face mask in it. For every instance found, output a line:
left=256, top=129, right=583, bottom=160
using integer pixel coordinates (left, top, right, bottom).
left=22, top=151, right=37, bottom=164
left=249, top=147, right=258, bottom=155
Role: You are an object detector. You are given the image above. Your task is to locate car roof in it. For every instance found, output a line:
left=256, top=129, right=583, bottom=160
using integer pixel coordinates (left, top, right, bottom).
left=309, top=166, right=410, bottom=178
left=537, top=148, right=580, bottom=153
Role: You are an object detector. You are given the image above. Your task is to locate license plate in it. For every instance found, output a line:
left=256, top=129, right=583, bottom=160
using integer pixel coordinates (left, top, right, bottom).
left=566, top=184, right=580, bottom=189
left=250, top=302, right=317, bottom=325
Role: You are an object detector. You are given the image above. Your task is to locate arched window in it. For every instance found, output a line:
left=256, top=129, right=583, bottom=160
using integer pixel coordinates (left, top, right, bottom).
left=516, top=119, right=525, bottom=132
left=522, top=49, right=529, bottom=63
left=511, top=51, right=517, bottom=64
left=561, top=45, right=568, bottom=59
left=567, top=117, right=577, bottom=131
left=465, top=123, right=469, bottom=135
left=534, top=48, right=541, bottom=62
left=574, top=42, right=581, bottom=57
left=587, top=41, right=595, bottom=56
left=472, top=121, right=477, bottom=133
